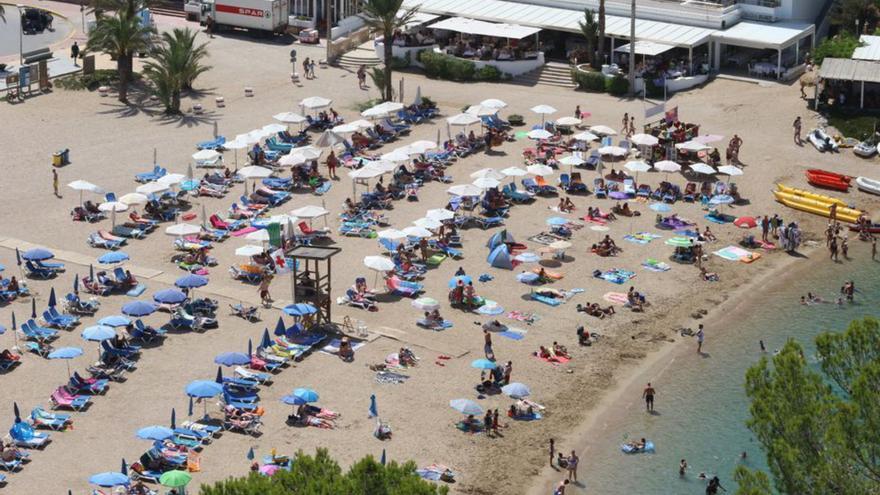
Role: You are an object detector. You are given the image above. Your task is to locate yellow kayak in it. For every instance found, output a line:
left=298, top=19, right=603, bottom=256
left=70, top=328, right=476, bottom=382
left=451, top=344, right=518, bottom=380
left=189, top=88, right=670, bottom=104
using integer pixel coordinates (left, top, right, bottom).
left=775, top=184, right=849, bottom=207
left=773, top=190, right=862, bottom=223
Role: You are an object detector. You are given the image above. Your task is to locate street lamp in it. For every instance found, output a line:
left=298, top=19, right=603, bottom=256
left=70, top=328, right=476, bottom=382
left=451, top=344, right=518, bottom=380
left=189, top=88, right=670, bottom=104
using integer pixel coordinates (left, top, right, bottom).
left=17, top=4, right=25, bottom=67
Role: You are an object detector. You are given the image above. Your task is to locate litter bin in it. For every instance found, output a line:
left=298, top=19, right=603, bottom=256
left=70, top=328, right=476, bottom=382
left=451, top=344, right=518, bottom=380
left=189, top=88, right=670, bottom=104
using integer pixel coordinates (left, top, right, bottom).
left=52, top=149, right=70, bottom=166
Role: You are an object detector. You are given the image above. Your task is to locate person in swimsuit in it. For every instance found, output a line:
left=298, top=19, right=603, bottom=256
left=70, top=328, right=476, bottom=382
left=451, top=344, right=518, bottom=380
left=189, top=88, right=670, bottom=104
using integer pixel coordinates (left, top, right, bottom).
left=566, top=450, right=579, bottom=482
left=643, top=382, right=656, bottom=412
left=680, top=459, right=688, bottom=477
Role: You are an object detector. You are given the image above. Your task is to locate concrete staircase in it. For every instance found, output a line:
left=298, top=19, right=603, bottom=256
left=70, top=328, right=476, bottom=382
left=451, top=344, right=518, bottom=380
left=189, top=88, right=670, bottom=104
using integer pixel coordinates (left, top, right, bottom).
left=336, top=48, right=382, bottom=70
left=513, top=61, right=576, bottom=89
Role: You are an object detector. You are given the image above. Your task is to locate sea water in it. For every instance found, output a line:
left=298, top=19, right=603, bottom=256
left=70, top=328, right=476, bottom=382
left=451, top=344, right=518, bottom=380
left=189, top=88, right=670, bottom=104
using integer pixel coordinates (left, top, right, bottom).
left=582, top=257, right=880, bottom=495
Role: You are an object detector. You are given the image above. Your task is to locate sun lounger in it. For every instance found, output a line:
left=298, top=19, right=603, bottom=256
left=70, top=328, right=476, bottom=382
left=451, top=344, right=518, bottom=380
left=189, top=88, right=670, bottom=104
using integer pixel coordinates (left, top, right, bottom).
left=42, top=309, right=78, bottom=330
left=30, top=407, right=72, bottom=430
left=24, top=261, right=56, bottom=279
left=111, top=224, right=145, bottom=239
left=88, top=232, right=125, bottom=250
left=22, top=319, right=59, bottom=341
left=234, top=366, right=272, bottom=384
left=70, top=371, right=109, bottom=394
left=50, top=387, right=91, bottom=410
left=385, top=276, right=423, bottom=297
left=135, top=165, right=167, bottom=183
left=196, top=135, right=226, bottom=150
left=0, top=459, right=21, bottom=473
left=530, top=291, right=563, bottom=306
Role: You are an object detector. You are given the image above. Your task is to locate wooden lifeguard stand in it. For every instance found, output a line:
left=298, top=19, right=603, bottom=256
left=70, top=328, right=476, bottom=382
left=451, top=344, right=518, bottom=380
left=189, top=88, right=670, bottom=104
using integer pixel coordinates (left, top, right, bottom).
left=288, top=245, right=341, bottom=326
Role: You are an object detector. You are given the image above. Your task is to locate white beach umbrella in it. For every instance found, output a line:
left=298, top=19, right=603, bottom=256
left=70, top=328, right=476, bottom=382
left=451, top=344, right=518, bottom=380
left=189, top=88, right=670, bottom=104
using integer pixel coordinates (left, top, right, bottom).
left=300, top=96, right=332, bottom=109
left=690, top=162, right=717, bottom=175
left=278, top=153, right=308, bottom=167
left=526, top=164, right=554, bottom=176
left=598, top=146, right=627, bottom=157
left=590, top=125, right=617, bottom=136
left=413, top=217, right=443, bottom=229
left=315, top=130, right=345, bottom=148
left=403, top=226, right=433, bottom=238
left=381, top=149, right=411, bottom=162
left=530, top=104, right=557, bottom=115
left=364, top=256, right=395, bottom=272
left=223, top=139, right=248, bottom=169
left=527, top=129, right=553, bottom=140
left=361, top=160, right=396, bottom=173
left=377, top=229, right=407, bottom=241
left=472, top=177, right=500, bottom=189
left=447, top=184, right=483, bottom=197
left=480, top=98, right=507, bottom=109
left=555, top=116, right=582, bottom=127
left=412, top=297, right=440, bottom=311
left=263, top=123, right=287, bottom=134
left=235, top=245, right=264, bottom=257
left=573, top=131, right=600, bottom=142
left=349, top=119, right=374, bottom=130
left=425, top=208, right=455, bottom=221
left=447, top=113, right=481, bottom=126
left=630, top=133, right=659, bottom=146
left=406, top=140, right=438, bottom=154
left=289, top=146, right=323, bottom=160
left=165, top=223, right=200, bottom=236
left=273, top=112, right=306, bottom=124
left=624, top=160, right=651, bottom=173
left=676, top=140, right=712, bottom=152
left=361, top=101, right=403, bottom=118
left=470, top=168, right=506, bottom=181
left=157, top=173, right=186, bottom=187
left=332, top=123, right=359, bottom=134
left=245, top=230, right=271, bottom=243
left=238, top=166, right=272, bottom=179
left=291, top=205, right=329, bottom=219
left=653, top=160, right=682, bottom=173
left=465, top=105, right=497, bottom=117
left=118, top=193, right=149, bottom=206
left=68, top=180, right=105, bottom=205
left=500, top=166, right=528, bottom=177
left=559, top=155, right=585, bottom=167
left=717, top=165, right=744, bottom=177
left=136, top=182, right=169, bottom=195
left=192, top=149, right=220, bottom=162
left=348, top=166, right=385, bottom=180
left=98, top=201, right=128, bottom=213
left=235, top=133, right=260, bottom=145
left=549, top=240, right=572, bottom=250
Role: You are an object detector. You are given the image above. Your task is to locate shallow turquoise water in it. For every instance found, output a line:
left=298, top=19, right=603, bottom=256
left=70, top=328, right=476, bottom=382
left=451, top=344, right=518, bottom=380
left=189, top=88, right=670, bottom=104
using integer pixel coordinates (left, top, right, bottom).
left=583, top=256, right=880, bottom=494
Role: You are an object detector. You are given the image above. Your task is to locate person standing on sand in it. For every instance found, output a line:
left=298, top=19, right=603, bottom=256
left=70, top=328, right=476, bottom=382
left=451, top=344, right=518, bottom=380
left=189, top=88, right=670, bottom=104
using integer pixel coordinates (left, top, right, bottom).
left=484, top=329, right=494, bottom=360
left=555, top=479, right=570, bottom=495
left=302, top=57, right=311, bottom=79
left=793, top=116, right=802, bottom=144
left=206, top=15, right=215, bottom=38
left=621, top=113, right=629, bottom=134
left=357, top=65, right=367, bottom=89
left=643, top=382, right=656, bottom=412
left=52, top=168, right=60, bottom=197
left=567, top=450, right=579, bottom=482
left=549, top=438, right=556, bottom=467
left=484, top=410, right=494, bottom=437
left=70, top=41, right=80, bottom=66
left=259, top=273, right=274, bottom=306
left=574, top=105, right=581, bottom=119
left=830, top=237, right=838, bottom=261
left=761, top=216, right=770, bottom=242
left=696, top=324, right=705, bottom=353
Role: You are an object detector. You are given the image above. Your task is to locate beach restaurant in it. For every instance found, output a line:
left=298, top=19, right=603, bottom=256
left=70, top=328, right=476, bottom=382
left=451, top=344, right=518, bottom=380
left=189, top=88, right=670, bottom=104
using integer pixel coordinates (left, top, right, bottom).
left=818, top=58, right=880, bottom=110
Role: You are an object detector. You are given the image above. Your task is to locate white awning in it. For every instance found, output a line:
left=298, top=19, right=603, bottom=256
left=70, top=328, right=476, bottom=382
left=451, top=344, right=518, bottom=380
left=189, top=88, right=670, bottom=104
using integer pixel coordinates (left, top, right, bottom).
left=853, top=35, right=880, bottom=61
left=430, top=16, right=541, bottom=39
left=399, top=11, right=440, bottom=29
left=711, top=21, right=814, bottom=50
left=402, top=0, right=714, bottom=48
left=614, top=40, right=676, bottom=56
left=819, top=58, right=880, bottom=84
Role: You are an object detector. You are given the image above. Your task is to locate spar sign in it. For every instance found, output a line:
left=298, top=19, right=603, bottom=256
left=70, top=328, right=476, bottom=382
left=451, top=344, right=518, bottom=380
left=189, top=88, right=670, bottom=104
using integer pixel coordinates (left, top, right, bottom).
left=215, top=3, right=271, bottom=17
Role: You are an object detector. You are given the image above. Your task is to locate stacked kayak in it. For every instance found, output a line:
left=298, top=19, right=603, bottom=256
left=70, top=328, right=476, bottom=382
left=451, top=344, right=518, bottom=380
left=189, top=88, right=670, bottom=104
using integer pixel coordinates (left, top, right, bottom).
left=806, top=169, right=851, bottom=192
left=856, top=176, right=880, bottom=196
left=773, top=184, right=862, bottom=223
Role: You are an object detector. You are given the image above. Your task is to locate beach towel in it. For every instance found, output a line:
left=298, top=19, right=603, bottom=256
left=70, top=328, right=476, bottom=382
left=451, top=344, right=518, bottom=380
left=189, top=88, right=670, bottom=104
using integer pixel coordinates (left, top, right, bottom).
left=590, top=225, right=610, bottom=232
left=231, top=226, right=258, bottom=237
left=704, top=213, right=735, bottom=224
left=314, top=181, right=331, bottom=195
left=603, top=292, right=629, bottom=305
left=528, top=234, right=558, bottom=245
left=416, top=319, right=454, bottom=330
left=498, top=327, right=527, bottom=341
left=714, top=245, right=751, bottom=261
left=641, top=259, right=671, bottom=272
left=416, top=464, right=455, bottom=481
left=478, top=273, right=494, bottom=282
left=740, top=252, right=762, bottom=263
left=455, top=420, right=485, bottom=433
left=582, top=216, right=607, bottom=225
left=126, top=284, right=146, bottom=297
left=665, top=237, right=694, bottom=247
left=507, top=311, right=540, bottom=325
left=536, top=354, right=570, bottom=364
left=320, top=338, right=366, bottom=355
left=531, top=292, right=562, bottom=306
left=511, top=412, right=542, bottom=421
left=674, top=229, right=700, bottom=238
left=596, top=269, right=636, bottom=284
left=624, top=232, right=662, bottom=245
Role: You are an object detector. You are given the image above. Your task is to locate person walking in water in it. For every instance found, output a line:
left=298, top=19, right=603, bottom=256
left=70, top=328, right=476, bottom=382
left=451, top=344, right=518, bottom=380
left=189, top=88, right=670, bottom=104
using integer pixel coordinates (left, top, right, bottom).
left=679, top=459, right=688, bottom=477
left=696, top=324, right=705, bottom=353
left=793, top=116, right=802, bottom=145
left=642, top=382, right=656, bottom=412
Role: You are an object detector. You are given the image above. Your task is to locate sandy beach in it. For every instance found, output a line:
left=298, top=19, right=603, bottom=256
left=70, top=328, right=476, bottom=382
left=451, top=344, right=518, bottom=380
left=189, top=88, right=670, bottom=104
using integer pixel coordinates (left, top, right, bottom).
left=2, top=5, right=880, bottom=494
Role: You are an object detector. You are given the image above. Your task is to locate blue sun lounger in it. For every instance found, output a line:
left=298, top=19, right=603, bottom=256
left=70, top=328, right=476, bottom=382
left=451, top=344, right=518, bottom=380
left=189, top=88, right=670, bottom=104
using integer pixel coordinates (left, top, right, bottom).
left=22, top=320, right=59, bottom=341
left=42, top=309, right=78, bottom=330
left=135, top=166, right=167, bottom=183
left=10, top=422, right=51, bottom=449
left=196, top=135, right=226, bottom=150
left=530, top=291, right=562, bottom=306
left=25, top=261, right=56, bottom=279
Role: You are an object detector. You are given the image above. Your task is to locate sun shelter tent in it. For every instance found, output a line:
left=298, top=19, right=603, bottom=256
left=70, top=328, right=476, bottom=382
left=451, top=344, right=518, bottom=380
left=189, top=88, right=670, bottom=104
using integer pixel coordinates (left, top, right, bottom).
left=710, top=21, right=814, bottom=80
left=487, top=244, right=513, bottom=269
left=818, top=58, right=880, bottom=110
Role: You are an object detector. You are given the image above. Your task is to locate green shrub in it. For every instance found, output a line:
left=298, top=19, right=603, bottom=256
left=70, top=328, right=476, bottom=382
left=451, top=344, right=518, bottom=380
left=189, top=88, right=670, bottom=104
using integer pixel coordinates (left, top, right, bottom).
left=390, top=51, right=411, bottom=70
left=446, top=57, right=475, bottom=81
left=814, top=32, right=861, bottom=65
left=417, top=51, right=477, bottom=81
left=606, top=74, right=629, bottom=95
left=54, top=69, right=140, bottom=91
left=644, top=76, right=664, bottom=98
left=475, top=65, right=503, bottom=81
left=571, top=68, right=605, bottom=92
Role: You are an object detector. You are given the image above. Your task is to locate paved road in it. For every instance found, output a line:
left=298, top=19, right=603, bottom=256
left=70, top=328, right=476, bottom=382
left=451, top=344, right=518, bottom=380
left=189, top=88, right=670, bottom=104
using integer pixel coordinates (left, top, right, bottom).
left=0, top=9, right=74, bottom=57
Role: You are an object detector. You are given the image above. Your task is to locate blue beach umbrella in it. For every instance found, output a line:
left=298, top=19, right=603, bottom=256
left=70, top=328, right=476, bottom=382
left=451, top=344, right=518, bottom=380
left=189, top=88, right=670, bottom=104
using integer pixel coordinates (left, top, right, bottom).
left=273, top=317, right=286, bottom=336
left=49, top=347, right=84, bottom=359
left=282, top=303, right=317, bottom=317
left=15, top=248, right=21, bottom=266
left=137, top=426, right=174, bottom=441
left=175, top=274, right=208, bottom=289
left=21, top=248, right=54, bottom=261
left=546, top=216, right=568, bottom=226
left=153, top=289, right=187, bottom=304
left=188, top=397, right=194, bottom=416
left=281, top=394, right=308, bottom=405
left=293, top=388, right=319, bottom=403
left=449, top=399, right=483, bottom=416
left=247, top=447, right=255, bottom=461
left=121, top=301, right=157, bottom=317
left=501, top=382, right=531, bottom=398
left=215, top=366, right=224, bottom=384
left=380, top=449, right=386, bottom=466
left=215, top=352, right=251, bottom=367
left=260, top=329, right=272, bottom=349
left=185, top=380, right=223, bottom=398
left=98, top=251, right=130, bottom=265
left=13, top=402, right=20, bottom=423
left=709, top=194, right=734, bottom=206
left=82, top=325, right=116, bottom=342
left=73, top=274, right=79, bottom=293
left=89, top=264, right=94, bottom=281
left=121, top=459, right=128, bottom=476
left=48, top=287, right=57, bottom=308
left=31, top=297, right=36, bottom=319
left=649, top=203, right=671, bottom=213
left=247, top=339, right=253, bottom=357
left=448, top=275, right=472, bottom=288
left=516, top=272, right=540, bottom=284
left=369, top=394, right=377, bottom=418
left=99, top=315, right=131, bottom=327
left=477, top=301, right=504, bottom=315
left=471, top=358, right=497, bottom=370
left=89, top=472, right=130, bottom=487
left=0, top=324, right=5, bottom=335
left=170, top=409, right=176, bottom=429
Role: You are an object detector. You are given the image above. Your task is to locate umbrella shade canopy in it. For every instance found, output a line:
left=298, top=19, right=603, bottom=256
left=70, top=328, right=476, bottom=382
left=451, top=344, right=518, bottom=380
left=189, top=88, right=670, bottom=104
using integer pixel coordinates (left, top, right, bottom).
left=185, top=380, right=224, bottom=398
left=68, top=180, right=105, bottom=193
left=735, top=216, right=757, bottom=228
left=283, top=303, right=318, bottom=316
left=676, top=140, right=712, bottom=152
left=263, top=123, right=287, bottom=134
left=175, top=274, right=209, bottom=288
left=501, top=382, right=531, bottom=398
left=406, top=140, right=439, bottom=155
left=446, top=113, right=481, bottom=126
left=379, top=150, right=410, bottom=164
left=348, top=166, right=385, bottom=179
left=448, top=275, right=472, bottom=288
left=480, top=98, right=507, bottom=109
left=278, top=153, right=308, bottom=167
left=470, top=168, right=506, bottom=181
left=121, top=301, right=157, bottom=317
left=165, top=224, right=201, bottom=236
left=118, top=193, right=149, bottom=206
left=292, top=388, right=319, bottom=403
left=349, top=119, right=374, bottom=130
left=514, top=252, right=540, bottom=263
left=653, top=160, right=682, bottom=173
left=624, top=160, right=651, bottom=173
left=315, top=130, right=346, bottom=147
left=689, top=163, right=716, bottom=175
left=245, top=230, right=271, bottom=242
left=649, top=203, right=672, bottom=212
left=449, top=398, right=483, bottom=416
left=530, top=104, right=557, bottom=115
left=425, top=208, right=455, bottom=221
left=471, top=358, right=497, bottom=369
left=98, top=251, right=130, bottom=264
left=235, top=245, right=264, bottom=257
left=549, top=240, right=572, bottom=250
left=300, top=96, right=332, bottom=109
left=572, top=131, right=600, bottom=141
left=472, top=177, right=500, bottom=189
left=527, top=164, right=554, bottom=176
left=224, top=138, right=249, bottom=150
left=377, top=229, right=407, bottom=241
left=89, top=472, right=130, bottom=487
left=214, top=352, right=252, bottom=366
left=500, top=166, right=528, bottom=177
left=290, top=205, right=329, bottom=218
left=710, top=195, right=734, bottom=205
left=136, top=182, right=169, bottom=195
left=364, top=256, right=395, bottom=272
left=717, top=165, right=744, bottom=176
left=273, top=111, right=306, bottom=124
left=289, top=145, right=323, bottom=160
left=598, top=146, right=627, bottom=156
left=332, top=123, right=359, bottom=134
left=693, top=134, right=724, bottom=144
left=558, top=155, right=585, bottom=167
left=157, top=173, right=186, bottom=186
left=153, top=289, right=187, bottom=304
left=237, top=166, right=273, bottom=179
left=465, top=104, right=498, bottom=117
left=159, top=470, right=192, bottom=488
left=362, top=101, right=403, bottom=117
left=589, top=125, right=617, bottom=136
left=546, top=217, right=568, bottom=226
left=48, top=347, right=83, bottom=359
left=447, top=184, right=483, bottom=197
left=412, top=297, right=440, bottom=311
left=192, top=149, right=220, bottom=161
left=136, top=426, right=174, bottom=441
left=555, top=116, right=581, bottom=126
left=527, top=129, right=553, bottom=140
left=516, top=272, right=540, bottom=283
left=630, top=133, right=659, bottom=146
left=413, top=217, right=443, bottom=229
left=82, top=325, right=116, bottom=341
left=403, top=226, right=433, bottom=238
left=21, top=248, right=54, bottom=261
left=98, top=315, right=131, bottom=327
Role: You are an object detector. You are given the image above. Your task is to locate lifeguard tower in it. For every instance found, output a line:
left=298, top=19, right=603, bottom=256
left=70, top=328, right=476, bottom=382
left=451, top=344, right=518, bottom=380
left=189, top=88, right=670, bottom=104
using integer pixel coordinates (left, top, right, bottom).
left=287, top=245, right=341, bottom=326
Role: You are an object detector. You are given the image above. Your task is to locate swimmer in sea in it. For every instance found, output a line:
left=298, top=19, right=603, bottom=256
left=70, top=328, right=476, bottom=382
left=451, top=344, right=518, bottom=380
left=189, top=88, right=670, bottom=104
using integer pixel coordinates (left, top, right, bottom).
left=759, top=340, right=766, bottom=352
left=679, top=459, right=688, bottom=477
left=800, top=296, right=807, bottom=305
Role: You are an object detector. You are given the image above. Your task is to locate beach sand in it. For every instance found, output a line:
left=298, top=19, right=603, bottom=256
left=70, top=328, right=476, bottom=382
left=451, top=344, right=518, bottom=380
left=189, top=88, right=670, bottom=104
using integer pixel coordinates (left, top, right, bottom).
left=2, top=6, right=880, bottom=494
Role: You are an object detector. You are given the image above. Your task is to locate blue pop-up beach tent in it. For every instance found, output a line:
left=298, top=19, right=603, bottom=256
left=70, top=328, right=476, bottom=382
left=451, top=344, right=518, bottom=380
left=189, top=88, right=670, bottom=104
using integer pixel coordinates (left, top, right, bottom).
left=487, top=244, right=513, bottom=270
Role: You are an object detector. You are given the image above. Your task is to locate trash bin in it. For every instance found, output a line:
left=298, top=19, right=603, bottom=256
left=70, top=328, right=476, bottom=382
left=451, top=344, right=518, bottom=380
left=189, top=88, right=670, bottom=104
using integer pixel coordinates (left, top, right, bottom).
left=52, top=149, right=70, bottom=166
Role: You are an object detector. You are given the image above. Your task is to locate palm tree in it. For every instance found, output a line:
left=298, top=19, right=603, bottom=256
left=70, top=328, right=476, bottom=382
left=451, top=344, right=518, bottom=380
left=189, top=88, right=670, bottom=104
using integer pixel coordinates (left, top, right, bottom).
left=578, top=9, right=598, bottom=67
left=89, top=0, right=149, bottom=19
left=143, top=27, right=211, bottom=113
left=597, top=0, right=606, bottom=65
left=360, top=0, right=418, bottom=101
left=86, top=9, right=154, bottom=102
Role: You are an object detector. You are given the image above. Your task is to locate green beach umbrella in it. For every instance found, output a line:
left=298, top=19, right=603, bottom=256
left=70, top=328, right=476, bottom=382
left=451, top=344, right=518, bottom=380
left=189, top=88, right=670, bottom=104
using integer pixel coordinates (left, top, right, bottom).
left=160, top=470, right=192, bottom=488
